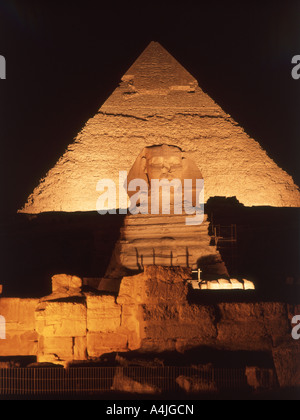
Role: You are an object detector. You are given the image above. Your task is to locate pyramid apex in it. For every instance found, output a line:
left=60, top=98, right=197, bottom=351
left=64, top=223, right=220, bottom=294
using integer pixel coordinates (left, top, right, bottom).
left=122, top=41, right=197, bottom=90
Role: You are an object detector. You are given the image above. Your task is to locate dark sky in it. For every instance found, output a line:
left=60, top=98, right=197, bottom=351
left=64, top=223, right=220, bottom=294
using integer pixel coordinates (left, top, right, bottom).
left=0, top=0, right=300, bottom=215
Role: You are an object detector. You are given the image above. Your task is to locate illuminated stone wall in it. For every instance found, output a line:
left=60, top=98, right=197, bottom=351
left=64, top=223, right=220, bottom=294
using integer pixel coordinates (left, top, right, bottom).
left=0, top=269, right=299, bottom=387
left=20, top=42, right=300, bottom=214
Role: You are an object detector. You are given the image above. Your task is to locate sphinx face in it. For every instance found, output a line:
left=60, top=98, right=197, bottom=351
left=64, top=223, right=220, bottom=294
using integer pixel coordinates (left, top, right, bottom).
left=145, top=145, right=183, bottom=182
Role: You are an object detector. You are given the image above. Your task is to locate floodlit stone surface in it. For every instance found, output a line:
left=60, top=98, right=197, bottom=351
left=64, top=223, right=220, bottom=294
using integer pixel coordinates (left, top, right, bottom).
left=0, top=268, right=299, bottom=387
left=230, top=279, right=244, bottom=290
left=86, top=294, right=121, bottom=332
left=19, top=41, right=300, bottom=214
left=0, top=298, right=38, bottom=356
left=35, top=300, right=87, bottom=338
left=38, top=336, right=74, bottom=364
left=52, top=274, right=82, bottom=293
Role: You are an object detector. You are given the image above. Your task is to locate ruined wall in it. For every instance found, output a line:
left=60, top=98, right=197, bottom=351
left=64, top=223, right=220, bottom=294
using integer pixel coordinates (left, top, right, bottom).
left=20, top=42, right=300, bottom=214
left=0, top=268, right=299, bottom=387
left=0, top=298, right=38, bottom=356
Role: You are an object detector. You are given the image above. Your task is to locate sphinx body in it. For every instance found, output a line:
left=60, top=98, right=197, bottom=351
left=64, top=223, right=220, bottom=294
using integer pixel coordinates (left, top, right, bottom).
left=98, top=145, right=228, bottom=291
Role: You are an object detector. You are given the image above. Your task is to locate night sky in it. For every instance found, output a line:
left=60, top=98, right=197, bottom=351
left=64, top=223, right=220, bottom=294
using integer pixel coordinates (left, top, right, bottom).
left=0, top=0, right=300, bottom=216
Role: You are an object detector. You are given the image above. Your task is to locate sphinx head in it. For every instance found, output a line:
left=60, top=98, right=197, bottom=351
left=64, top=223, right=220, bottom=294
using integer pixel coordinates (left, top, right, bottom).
left=143, top=144, right=184, bottom=183
left=128, top=144, right=202, bottom=189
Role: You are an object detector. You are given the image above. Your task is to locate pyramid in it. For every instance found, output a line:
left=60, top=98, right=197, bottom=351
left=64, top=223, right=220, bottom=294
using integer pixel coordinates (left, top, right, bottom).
left=20, top=41, right=300, bottom=214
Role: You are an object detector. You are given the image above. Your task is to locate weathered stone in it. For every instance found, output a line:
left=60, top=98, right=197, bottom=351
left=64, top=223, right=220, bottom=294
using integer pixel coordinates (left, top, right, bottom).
left=262, top=303, right=290, bottom=347
left=0, top=266, right=299, bottom=385
left=245, top=367, right=276, bottom=390
left=176, top=375, right=218, bottom=393
left=52, top=274, right=82, bottom=293
left=86, top=294, right=121, bottom=333
left=272, top=342, right=300, bottom=388
left=216, top=303, right=271, bottom=351
left=0, top=331, right=38, bottom=357
left=35, top=301, right=86, bottom=338
left=73, top=336, right=87, bottom=361
left=38, top=336, right=73, bottom=365
left=119, top=304, right=143, bottom=350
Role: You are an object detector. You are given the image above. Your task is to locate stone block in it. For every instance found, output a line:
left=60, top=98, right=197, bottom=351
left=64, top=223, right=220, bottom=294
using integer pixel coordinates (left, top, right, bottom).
left=73, top=336, right=87, bottom=361
left=38, top=336, right=73, bottom=364
left=243, top=279, right=255, bottom=290
left=216, top=303, right=271, bottom=351
left=87, top=332, right=128, bottom=358
left=86, top=294, right=121, bottom=332
left=35, top=301, right=86, bottom=338
left=0, top=298, right=38, bottom=356
left=52, top=274, right=83, bottom=293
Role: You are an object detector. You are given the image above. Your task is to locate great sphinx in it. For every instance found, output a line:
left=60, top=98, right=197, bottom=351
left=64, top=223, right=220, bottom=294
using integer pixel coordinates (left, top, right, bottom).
left=98, top=144, right=228, bottom=291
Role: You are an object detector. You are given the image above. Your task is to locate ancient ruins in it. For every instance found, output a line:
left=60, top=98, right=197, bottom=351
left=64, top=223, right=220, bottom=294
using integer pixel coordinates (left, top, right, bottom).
left=1, top=42, right=299, bottom=393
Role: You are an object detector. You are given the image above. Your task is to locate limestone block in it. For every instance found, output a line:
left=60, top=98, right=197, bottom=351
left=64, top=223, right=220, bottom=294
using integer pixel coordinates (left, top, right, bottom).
left=117, top=272, right=147, bottom=305
left=86, top=294, right=121, bottom=333
left=73, top=336, right=87, bottom=361
left=19, top=42, right=300, bottom=215
left=143, top=266, right=190, bottom=304
left=243, top=279, right=255, bottom=290
left=37, top=336, right=73, bottom=364
left=0, top=331, right=38, bottom=356
left=0, top=298, right=38, bottom=356
left=179, top=304, right=217, bottom=338
left=118, top=266, right=190, bottom=306
left=87, top=332, right=128, bottom=358
left=0, top=298, right=37, bottom=331
left=141, top=337, right=178, bottom=353
left=35, top=301, right=86, bottom=338
left=143, top=319, right=215, bottom=349
left=52, top=274, right=82, bottom=293
left=142, top=304, right=179, bottom=322
left=272, top=342, right=300, bottom=388
left=216, top=303, right=271, bottom=351
left=207, top=281, right=220, bottom=290
left=120, top=304, right=141, bottom=332
left=245, top=367, right=276, bottom=390
left=176, top=375, right=218, bottom=393
left=119, top=304, right=143, bottom=350
left=262, top=303, right=290, bottom=347
left=141, top=304, right=216, bottom=350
